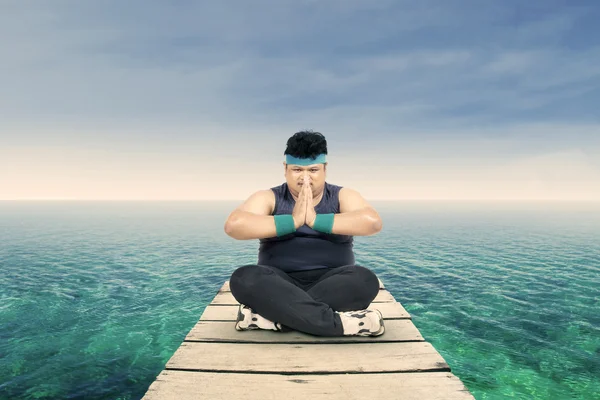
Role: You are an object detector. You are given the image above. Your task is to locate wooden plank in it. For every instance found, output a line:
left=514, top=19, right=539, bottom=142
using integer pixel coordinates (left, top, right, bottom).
left=165, top=341, right=450, bottom=373
left=210, top=289, right=396, bottom=305
left=143, top=370, right=475, bottom=400
left=184, top=320, right=424, bottom=343
left=218, top=277, right=385, bottom=292
left=200, top=301, right=411, bottom=321
left=142, top=278, right=476, bottom=400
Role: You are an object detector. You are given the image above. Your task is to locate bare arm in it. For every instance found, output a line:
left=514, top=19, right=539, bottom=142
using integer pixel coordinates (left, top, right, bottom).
left=331, top=187, right=382, bottom=236
left=223, top=190, right=278, bottom=240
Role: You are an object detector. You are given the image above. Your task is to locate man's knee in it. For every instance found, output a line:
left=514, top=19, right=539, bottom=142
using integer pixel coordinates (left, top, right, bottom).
left=230, top=264, right=273, bottom=293
left=352, top=265, right=380, bottom=297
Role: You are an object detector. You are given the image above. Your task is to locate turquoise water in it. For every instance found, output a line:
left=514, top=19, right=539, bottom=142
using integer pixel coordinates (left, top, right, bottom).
left=1, top=201, right=599, bottom=400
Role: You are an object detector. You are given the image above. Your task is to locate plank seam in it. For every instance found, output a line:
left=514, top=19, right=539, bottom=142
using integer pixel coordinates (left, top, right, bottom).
left=162, top=367, right=452, bottom=375
left=181, top=339, right=426, bottom=344
left=199, top=317, right=411, bottom=322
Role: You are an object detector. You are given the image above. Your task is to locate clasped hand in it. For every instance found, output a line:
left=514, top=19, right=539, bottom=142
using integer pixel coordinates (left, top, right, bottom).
left=292, top=176, right=317, bottom=228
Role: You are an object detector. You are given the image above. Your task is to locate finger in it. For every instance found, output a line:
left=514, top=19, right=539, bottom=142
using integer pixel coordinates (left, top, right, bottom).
left=299, top=184, right=307, bottom=203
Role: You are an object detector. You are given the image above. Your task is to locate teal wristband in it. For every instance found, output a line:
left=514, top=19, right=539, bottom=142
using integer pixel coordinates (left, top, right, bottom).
left=313, top=213, right=335, bottom=234
left=274, top=214, right=296, bottom=236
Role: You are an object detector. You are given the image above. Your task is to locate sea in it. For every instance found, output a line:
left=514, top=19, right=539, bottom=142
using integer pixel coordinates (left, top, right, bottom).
left=1, top=201, right=599, bottom=399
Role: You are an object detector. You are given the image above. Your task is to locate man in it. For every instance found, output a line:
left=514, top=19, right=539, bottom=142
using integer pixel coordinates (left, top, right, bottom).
left=224, top=130, right=385, bottom=337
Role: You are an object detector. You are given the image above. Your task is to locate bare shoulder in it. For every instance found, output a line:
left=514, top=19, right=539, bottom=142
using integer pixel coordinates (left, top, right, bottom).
left=235, top=189, right=275, bottom=215
left=339, top=187, right=375, bottom=213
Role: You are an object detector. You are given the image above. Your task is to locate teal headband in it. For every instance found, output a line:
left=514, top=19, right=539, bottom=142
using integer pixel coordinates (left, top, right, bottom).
left=285, top=154, right=327, bottom=166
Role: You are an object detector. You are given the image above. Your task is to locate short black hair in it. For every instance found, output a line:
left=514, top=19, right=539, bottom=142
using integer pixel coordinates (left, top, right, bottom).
left=284, top=130, right=328, bottom=159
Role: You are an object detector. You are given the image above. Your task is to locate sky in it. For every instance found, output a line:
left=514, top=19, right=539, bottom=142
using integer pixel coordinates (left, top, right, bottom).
left=1, top=0, right=600, bottom=201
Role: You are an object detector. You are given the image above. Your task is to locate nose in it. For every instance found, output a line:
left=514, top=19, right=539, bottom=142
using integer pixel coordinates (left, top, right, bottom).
left=300, top=173, right=311, bottom=185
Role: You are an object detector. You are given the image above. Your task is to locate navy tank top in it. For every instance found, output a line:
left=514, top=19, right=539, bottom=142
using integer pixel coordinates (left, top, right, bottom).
left=257, top=182, right=355, bottom=272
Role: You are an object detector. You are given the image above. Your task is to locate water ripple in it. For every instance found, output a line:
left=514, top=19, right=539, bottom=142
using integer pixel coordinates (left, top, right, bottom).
left=1, top=202, right=599, bottom=399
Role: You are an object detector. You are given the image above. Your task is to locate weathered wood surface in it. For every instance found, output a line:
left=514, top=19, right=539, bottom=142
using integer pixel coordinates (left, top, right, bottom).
left=142, top=278, right=475, bottom=400
left=166, top=341, right=449, bottom=373
left=144, top=371, right=474, bottom=400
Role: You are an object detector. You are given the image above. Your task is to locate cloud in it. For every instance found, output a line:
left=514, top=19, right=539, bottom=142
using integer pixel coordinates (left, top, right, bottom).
left=1, top=1, right=599, bottom=130
left=1, top=1, right=599, bottom=200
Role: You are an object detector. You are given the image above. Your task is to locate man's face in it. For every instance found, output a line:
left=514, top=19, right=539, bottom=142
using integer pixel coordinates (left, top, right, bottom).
left=284, top=163, right=327, bottom=195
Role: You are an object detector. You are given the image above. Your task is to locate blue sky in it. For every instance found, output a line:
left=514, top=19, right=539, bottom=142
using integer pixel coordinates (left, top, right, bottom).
left=1, top=1, right=599, bottom=201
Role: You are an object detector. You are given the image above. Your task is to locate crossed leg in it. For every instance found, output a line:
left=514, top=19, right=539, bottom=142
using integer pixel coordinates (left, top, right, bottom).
left=305, top=265, right=380, bottom=311
left=229, top=264, right=380, bottom=336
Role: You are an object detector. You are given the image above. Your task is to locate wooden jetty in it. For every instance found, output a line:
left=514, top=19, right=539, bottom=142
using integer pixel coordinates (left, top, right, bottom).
left=143, top=279, right=475, bottom=399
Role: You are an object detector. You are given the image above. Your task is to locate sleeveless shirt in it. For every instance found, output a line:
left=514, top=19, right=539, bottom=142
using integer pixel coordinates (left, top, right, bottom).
left=257, top=182, right=355, bottom=272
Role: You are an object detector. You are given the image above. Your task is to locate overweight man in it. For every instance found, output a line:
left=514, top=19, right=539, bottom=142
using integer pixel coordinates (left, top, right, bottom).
left=224, top=130, right=385, bottom=337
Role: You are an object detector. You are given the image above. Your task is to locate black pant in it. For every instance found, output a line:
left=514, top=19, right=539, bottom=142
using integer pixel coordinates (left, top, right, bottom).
left=229, top=264, right=380, bottom=337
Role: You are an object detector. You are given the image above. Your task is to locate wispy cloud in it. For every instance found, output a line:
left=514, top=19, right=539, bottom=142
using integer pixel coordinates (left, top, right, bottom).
left=1, top=0, right=599, bottom=200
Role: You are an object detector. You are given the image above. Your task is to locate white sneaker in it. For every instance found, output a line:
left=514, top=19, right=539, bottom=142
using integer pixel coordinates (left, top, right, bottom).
left=337, top=309, right=385, bottom=336
left=235, top=304, right=282, bottom=332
